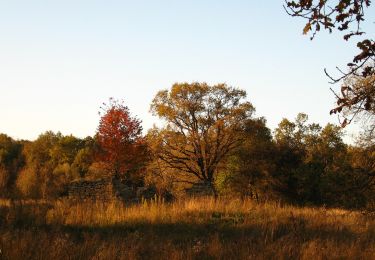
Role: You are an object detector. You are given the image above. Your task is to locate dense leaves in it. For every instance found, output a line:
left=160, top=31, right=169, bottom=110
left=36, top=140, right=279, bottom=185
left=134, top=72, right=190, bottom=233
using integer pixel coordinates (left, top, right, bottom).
left=0, top=134, right=23, bottom=196
left=272, top=113, right=374, bottom=207
left=97, top=98, right=147, bottom=182
left=0, top=85, right=374, bottom=209
left=217, top=118, right=276, bottom=200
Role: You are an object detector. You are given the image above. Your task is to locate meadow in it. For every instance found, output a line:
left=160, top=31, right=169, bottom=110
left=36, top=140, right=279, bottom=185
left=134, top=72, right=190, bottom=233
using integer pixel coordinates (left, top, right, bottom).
left=1, top=197, right=375, bottom=259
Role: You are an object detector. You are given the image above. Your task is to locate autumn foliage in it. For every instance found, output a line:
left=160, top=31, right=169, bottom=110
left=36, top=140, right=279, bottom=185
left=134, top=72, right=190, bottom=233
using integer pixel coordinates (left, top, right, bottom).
left=285, top=0, right=374, bottom=131
left=97, top=98, right=147, bottom=179
left=149, top=83, right=255, bottom=196
left=0, top=85, right=373, bottom=209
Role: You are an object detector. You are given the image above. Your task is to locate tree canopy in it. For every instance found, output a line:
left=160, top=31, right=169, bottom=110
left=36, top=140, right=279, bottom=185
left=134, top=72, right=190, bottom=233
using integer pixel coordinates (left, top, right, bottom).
left=97, top=98, right=147, bottom=180
left=150, top=82, right=255, bottom=195
left=0, top=83, right=373, bottom=209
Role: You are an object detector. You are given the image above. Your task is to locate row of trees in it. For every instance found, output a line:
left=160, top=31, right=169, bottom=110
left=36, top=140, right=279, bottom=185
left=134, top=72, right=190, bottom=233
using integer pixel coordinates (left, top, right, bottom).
left=1, top=83, right=374, bottom=208
left=281, top=0, right=375, bottom=207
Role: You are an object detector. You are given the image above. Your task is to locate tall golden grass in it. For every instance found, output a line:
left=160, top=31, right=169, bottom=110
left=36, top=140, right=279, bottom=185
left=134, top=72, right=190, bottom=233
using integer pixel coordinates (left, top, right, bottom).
left=1, top=197, right=375, bottom=259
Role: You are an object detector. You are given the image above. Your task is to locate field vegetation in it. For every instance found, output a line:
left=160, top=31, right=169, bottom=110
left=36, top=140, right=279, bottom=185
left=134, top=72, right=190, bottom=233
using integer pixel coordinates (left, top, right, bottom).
left=1, top=82, right=375, bottom=259
left=1, top=197, right=375, bottom=259
left=1, top=1, right=375, bottom=259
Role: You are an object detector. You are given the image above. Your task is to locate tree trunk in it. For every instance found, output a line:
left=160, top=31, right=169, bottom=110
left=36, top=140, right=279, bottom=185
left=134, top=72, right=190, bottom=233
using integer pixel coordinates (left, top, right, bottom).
left=208, top=181, right=218, bottom=200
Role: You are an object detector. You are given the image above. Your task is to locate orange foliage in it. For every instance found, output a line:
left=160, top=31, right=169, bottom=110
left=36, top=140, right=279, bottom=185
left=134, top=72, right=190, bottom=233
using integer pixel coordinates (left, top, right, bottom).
left=96, top=98, right=147, bottom=178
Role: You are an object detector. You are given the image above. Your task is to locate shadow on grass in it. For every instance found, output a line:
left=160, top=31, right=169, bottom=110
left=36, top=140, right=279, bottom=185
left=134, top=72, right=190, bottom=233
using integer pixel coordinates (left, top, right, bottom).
left=0, top=203, right=368, bottom=245
left=2, top=218, right=361, bottom=245
left=1, top=204, right=374, bottom=260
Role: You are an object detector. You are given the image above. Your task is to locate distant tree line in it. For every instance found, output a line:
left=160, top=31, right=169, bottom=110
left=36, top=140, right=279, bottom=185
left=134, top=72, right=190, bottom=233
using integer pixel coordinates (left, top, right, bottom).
left=0, top=82, right=374, bottom=208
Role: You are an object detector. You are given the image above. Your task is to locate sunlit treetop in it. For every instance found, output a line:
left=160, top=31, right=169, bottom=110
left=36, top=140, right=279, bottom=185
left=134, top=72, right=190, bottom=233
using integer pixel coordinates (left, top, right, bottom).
left=97, top=98, right=146, bottom=177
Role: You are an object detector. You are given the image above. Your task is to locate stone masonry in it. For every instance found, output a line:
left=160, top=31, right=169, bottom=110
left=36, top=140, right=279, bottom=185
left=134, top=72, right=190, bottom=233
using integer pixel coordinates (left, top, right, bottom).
left=67, top=177, right=135, bottom=202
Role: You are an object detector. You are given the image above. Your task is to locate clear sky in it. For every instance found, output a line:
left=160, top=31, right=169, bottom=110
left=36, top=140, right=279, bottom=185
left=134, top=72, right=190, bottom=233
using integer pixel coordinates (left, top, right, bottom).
left=0, top=1, right=374, bottom=141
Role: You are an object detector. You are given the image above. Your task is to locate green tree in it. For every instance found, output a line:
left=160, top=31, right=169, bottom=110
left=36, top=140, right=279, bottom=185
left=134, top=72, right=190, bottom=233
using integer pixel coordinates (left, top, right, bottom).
left=302, top=123, right=347, bottom=205
left=273, top=114, right=359, bottom=206
left=17, top=131, right=84, bottom=199
left=150, top=82, right=255, bottom=196
left=49, top=135, right=84, bottom=165
left=218, top=118, right=276, bottom=200
left=273, top=114, right=308, bottom=202
left=344, top=143, right=375, bottom=208
left=19, top=131, right=61, bottom=198
left=0, top=134, right=24, bottom=197
left=69, top=136, right=98, bottom=179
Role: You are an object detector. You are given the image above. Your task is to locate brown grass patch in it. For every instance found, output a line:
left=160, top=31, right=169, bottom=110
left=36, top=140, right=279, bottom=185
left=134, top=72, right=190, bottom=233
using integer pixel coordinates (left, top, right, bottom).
left=0, top=197, right=374, bottom=259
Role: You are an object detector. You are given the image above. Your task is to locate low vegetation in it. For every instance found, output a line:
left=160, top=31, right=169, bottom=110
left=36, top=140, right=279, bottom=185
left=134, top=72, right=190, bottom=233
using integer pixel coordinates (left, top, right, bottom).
left=1, top=197, right=375, bottom=259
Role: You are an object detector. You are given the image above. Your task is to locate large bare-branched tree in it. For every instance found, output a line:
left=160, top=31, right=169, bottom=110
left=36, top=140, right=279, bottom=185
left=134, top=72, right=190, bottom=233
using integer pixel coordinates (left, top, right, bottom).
left=150, top=82, right=255, bottom=195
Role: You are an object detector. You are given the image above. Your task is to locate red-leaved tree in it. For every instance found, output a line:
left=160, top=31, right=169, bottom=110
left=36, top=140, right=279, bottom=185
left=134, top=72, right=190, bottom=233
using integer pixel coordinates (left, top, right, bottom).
left=96, top=98, right=147, bottom=180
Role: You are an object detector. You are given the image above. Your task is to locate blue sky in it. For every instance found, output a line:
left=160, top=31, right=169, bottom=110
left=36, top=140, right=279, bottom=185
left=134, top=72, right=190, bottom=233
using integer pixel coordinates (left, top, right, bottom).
left=0, top=1, right=373, bottom=141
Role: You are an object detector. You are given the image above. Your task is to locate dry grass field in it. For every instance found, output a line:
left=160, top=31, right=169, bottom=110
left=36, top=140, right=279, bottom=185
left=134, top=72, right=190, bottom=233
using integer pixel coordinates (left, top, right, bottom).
left=0, top=197, right=375, bottom=259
